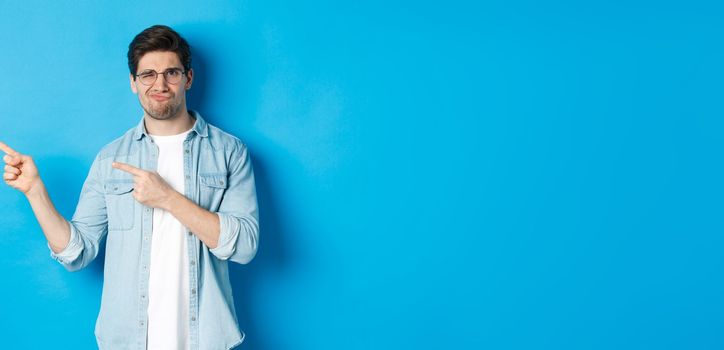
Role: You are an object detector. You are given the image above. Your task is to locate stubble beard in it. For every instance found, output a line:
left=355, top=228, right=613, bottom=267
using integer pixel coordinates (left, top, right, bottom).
left=142, top=94, right=183, bottom=121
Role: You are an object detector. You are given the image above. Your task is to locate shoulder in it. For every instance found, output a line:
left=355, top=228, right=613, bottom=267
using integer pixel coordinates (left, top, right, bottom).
left=96, top=127, right=138, bottom=161
left=198, top=122, right=254, bottom=173
left=204, top=122, right=250, bottom=155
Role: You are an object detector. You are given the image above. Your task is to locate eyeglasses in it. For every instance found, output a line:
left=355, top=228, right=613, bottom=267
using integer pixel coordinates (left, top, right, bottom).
left=134, top=68, right=186, bottom=86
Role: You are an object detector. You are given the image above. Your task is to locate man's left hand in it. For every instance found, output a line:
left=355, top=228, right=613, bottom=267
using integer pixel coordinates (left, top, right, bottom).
left=112, top=162, right=178, bottom=210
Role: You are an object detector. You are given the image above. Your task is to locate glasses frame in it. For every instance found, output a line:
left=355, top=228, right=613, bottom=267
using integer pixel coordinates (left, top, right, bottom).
left=134, top=68, right=187, bottom=86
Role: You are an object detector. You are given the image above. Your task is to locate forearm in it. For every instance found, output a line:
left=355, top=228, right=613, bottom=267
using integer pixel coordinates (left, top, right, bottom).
left=25, top=182, right=71, bottom=253
left=166, top=191, right=220, bottom=249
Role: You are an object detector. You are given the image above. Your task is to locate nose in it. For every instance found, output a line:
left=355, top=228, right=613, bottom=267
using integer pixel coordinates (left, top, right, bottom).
left=151, top=72, right=169, bottom=91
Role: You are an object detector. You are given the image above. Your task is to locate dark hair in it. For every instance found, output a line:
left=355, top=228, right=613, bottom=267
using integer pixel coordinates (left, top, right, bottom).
left=127, top=25, right=192, bottom=77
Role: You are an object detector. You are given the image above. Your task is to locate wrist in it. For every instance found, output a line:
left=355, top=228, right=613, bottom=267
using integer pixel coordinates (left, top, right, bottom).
left=24, top=180, right=46, bottom=200
left=163, top=190, right=183, bottom=212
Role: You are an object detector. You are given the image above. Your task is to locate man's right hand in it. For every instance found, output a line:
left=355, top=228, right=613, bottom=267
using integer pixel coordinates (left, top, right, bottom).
left=1, top=141, right=42, bottom=196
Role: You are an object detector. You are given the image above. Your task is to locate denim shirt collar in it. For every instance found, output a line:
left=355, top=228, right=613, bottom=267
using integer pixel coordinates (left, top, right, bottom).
left=132, top=110, right=209, bottom=141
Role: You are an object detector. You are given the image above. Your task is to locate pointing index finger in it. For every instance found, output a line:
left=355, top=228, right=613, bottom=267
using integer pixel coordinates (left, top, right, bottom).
left=0, top=141, right=20, bottom=157
left=112, top=162, right=145, bottom=176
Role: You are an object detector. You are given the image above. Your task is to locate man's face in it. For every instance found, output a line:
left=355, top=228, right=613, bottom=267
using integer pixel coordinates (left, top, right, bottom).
left=130, top=50, right=193, bottom=120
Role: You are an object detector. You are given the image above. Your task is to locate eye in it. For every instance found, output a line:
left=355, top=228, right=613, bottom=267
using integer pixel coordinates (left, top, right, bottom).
left=138, top=72, right=155, bottom=79
left=166, top=69, right=181, bottom=77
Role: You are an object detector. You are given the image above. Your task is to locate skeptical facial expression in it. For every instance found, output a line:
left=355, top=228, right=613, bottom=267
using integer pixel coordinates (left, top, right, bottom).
left=130, top=50, right=193, bottom=120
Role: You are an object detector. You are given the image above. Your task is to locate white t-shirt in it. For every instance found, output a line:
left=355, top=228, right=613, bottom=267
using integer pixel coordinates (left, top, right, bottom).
left=146, top=129, right=192, bottom=350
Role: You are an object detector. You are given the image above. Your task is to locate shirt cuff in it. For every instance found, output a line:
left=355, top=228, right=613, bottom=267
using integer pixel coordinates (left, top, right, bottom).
left=209, top=212, right=239, bottom=260
left=48, top=223, right=83, bottom=265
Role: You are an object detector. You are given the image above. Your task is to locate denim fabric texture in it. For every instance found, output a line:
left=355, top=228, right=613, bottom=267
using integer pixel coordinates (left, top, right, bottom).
left=48, top=111, right=259, bottom=350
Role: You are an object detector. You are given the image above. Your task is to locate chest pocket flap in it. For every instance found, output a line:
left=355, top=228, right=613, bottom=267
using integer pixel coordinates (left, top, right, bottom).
left=200, top=174, right=228, bottom=189
left=104, top=182, right=134, bottom=195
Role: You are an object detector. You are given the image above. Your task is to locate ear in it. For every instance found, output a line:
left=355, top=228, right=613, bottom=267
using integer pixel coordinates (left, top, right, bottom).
left=130, top=73, right=138, bottom=94
left=184, top=68, right=194, bottom=90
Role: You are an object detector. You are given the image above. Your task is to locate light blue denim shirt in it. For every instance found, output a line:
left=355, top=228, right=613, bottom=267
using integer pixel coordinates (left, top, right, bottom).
left=48, top=111, right=259, bottom=350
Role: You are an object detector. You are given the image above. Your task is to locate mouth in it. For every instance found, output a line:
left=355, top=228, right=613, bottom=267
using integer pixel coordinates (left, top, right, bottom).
left=150, top=94, right=171, bottom=102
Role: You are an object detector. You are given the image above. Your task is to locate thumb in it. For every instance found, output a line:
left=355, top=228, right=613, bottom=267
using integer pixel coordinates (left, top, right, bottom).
left=20, top=154, right=34, bottom=164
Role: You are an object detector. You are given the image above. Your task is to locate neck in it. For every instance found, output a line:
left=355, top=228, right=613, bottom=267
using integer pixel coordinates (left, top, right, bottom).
left=144, top=107, right=195, bottom=136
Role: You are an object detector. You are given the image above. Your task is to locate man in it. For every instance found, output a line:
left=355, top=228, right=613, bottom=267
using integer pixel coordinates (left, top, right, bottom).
left=1, top=25, right=259, bottom=350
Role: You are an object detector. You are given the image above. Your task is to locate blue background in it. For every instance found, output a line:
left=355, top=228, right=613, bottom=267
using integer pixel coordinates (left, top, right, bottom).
left=1, top=0, right=723, bottom=349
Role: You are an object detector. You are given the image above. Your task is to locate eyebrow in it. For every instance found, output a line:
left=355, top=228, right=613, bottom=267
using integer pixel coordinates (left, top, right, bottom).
left=138, top=67, right=184, bottom=73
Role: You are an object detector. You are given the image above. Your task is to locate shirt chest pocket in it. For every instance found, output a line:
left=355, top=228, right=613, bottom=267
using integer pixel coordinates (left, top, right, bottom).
left=199, top=173, right=228, bottom=211
left=104, top=181, right=135, bottom=231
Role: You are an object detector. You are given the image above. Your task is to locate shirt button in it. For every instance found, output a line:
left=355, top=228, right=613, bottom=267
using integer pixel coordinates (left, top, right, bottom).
left=143, top=265, right=147, bottom=270
left=140, top=321, right=145, bottom=326
left=185, top=175, right=190, bottom=179
left=220, top=180, right=224, bottom=185
left=141, top=295, right=146, bottom=299
left=191, top=288, right=196, bottom=294
left=185, top=149, right=190, bottom=154
left=191, top=316, right=196, bottom=321
left=190, top=260, right=196, bottom=266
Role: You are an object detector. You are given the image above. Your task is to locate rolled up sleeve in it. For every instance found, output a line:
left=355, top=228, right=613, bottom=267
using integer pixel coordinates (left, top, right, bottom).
left=48, top=223, right=83, bottom=265
left=48, top=153, right=108, bottom=271
left=209, top=142, right=259, bottom=264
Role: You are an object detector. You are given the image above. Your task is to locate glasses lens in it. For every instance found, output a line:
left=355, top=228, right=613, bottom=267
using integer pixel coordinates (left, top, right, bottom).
left=139, top=72, right=157, bottom=85
left=164, top=69, right=183, bottom=84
